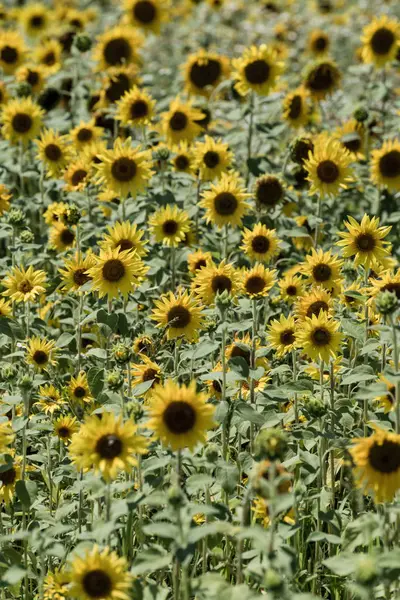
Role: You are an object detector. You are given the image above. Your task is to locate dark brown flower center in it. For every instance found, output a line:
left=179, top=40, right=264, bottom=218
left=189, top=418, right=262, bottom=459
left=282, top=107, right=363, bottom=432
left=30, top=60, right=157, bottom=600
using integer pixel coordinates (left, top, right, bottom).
left=73, top=386, right=86, bottom=398
left=212, top=380, right=222, bottom=393
left=111, top=157, right=137, bottom=182
left=211, top=274, right=232, bottom=294
left=311, top=327, right=331, bottom=346
left=368, top=440, right=400, bottom=473
left=43, top=51, right=56, bottom=66
left=379, top=150, right=400, bottom=178
left=0, top=467, right=16, bottom=485
left=381, top=282, right=400, bottom=300
left=370, top=27, right=395, bottom=55
left=307, top=300, right=329, bottom=317
left=73, top=268, right=90, bottom=286
left=142, top=368, right=160, bottom=384
left=130, top=99, right=148, bottom=119
left=203, top=150, right=220, bottom=169
left=292, top=139, right=314, bottom=164
left=45, top=143, right=62, bottom=161
left=95, top=434, right=123, bottom=459
left=82, top=569, right=113, bottom=598
left=133, top=0, right=157, bottom=24
left=214, top=192, right=238, bottom=215
left=57, top=427, right=70, bottom=438
left=256, top=178, right=283, bottom=207
left=230, top=344, right=251, bottom=364
left=316, top=160, right=339, bottom=183
left=33, top=350, right=48, bottom=365
left=102, top=258, right=126, bottom=282
left=71, top=169, right=87, bottom=187
left=163, top=401, right=196, bottom=434
left=312, top=263, right=332, bottom=282
left=342, top=133, right=361, bottom=153
left=60, top=228, right=75, bottom=246
left=77, top=128, right=93, bottom=142
left=104, top=37, right=132, bottom=66
left=251, top=235, right=270, bottom=254
left=175, top=155, right=189, bottom=170
left=117, top=239, right=134, bottom=251
left=167, top=305, right=191, bottom=328
left=162, top=219, right=178, bottom=235
left=244, top=59, right=270, bottom=84
left=169, top=111, right=188, bottom=131
left=30, top=14, right=44, bottom=28
left=355, top=233, right=376, bottom=252
left=12, top=113, right=33, bottom=134
left=194, top=259, right=206, bottom=270
left=26, top=70, right=39, bottom=86
left=286, top=285, right=297, bottom=296
left=190, top=59, right=221, bottom=89
left=280, top=329, right=295, bottom=345
left=314, top=36, right=328, bottom=51
left=106, top=73, right=131, bottom=102
left=245, top=275, right=266, bottom=295
left=288, top=95, right=302, bottom=119
left=306, top=63, right=336, bottom=92
left=1, top=46, right=18, bottom=64
left=19, top=280, right=33, bottom=293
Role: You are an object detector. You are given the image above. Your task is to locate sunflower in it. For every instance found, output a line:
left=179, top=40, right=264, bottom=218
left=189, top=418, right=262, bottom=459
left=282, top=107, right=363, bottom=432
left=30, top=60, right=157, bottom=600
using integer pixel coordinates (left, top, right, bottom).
left=371, top=139, right=400, bottom=192
left=35, top=384, right=65, bottom=416
left=232, top=44, right=284, bottom=96
left=69, top=120, right=104, bottom=152
left=59, top=253, right=95, bottom=293
left=252, top=497, right=295, bottom=527
left=351, top=427, right=400, bottom=503
left=93, top=25, right=143, bottom=70
left=116, top=86, right=156, bottom=127
left=53, top=415, right=79, bottom=444
left=95, top=137, right=154, bottom=199
left=368, top=270, right=400, bottom=308
left=0, top=30, right=26, bottom=74
left=278, top=273, right=305, bottom=304
left=133, top=334, right=154, bottom=357
left=19, top=2, right=51, bottom=36
left=26, top=337, right=57, bottom=371
left=0, top=421, right=14, bottom=454
left=254, top=174, right=285, bottom=210
left=183, top=49, right=229, bottom=96
left=70, top=412, right=148, bottom=480
left=303, top=59, right=341, bottom=100
left=88, top=247, right=148, bottom=300
left=297, top=313, right=341, bottom=363
left=147, top=379, right=214, bottom=451
left=302, top=248, right=342, bottom=291
left=282, top=87, right=311, bottom=128
left=43, top=570, right=70, bottom=600
left=205, top=362, right=224, bottom=399
left=36, top=129, right=72, bottom=178
left=361, top=16, right=400, bottom=67
left=267, top=315, right=298, bottom=357
left=337, top=214, right=391, bottom=269
left=0, top=456, right=22, bottom=505
left=0, top=183, right=11, bottom=216
left=335, top=119, right=365, bottom=160
left=69, top=545, right=132, bottom=600
left=308, top=29, right=330, bottom=56
left=151, top=289, right=205, bottom=342
left=193, top=136, right=233, bottom=181
left=192, top=260, right=242, bottom=305
left=341, top=281, right=365, bottom=310
left=64, top=159, right=91, bottom=192
left=240, top=375, right=269, bottom=400
left=241, top=223, right=280, bottom=263
left=100, top=221, right=147, bottom=257
left=68, top=371, right=93, bottom=406
left=0, top=298, right=12, bottom=317
left=292, top=215, right=319, bottom=251
left=149, top=204, right=191, bottom=247
left=81, top=140, right=109, bottom=168
left=241, top=264, right=276, bottom=298
left=49, top=222, right=76, bottom=252
left=98, top=65, right=139, bottom=107
left=160, top=97, right=203, bottom=145
left=124, top=0, right=168, bottom=33
left=34, top=39, right=62, bottom=74
left=2, top=264, right=46, bottom=303
left=200, top=172, right=250, bottom=228
left=303, top=134, right=353, bottom=198
left=1, top=97, right=44, bottom=145
left=0, top=81, right=9, bottom=106
left=16, top=64, right=47, bottom=93
left=187, top=249, right=213, bottom=274
left=171, top=141, right=195, bottom=174
left=295, top=286, right=334, bottom=320
left=43, top=201, right=68, bottom=225
left=131, top=357, right=161, bottom=397
left=225, top=333, right=268, bottom=370
left=373, top=375, right=396, bottom=414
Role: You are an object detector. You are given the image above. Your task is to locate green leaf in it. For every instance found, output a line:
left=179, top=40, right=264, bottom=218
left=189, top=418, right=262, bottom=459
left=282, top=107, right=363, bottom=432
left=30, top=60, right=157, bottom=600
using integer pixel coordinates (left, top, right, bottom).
left=323, top=553, right=355, bottom=575
left=15, top=480, right=36, bottom=509
left=87, top=367, right=104, bottom=396
left=1, top=565, right=26, bottom=585
left=229, top=356, right=249, bottom=379
left=235, top=402, right=265, bottom=425
left=143, top=523, right=179, bottom=539
left=86, top=348, right=107, bottom=360
left=57, top=332, right=75, bottom=347
left=307, top=531, right=342, bottom=544
left=131, top=553, right=172, bottom=576
left=0, top=318, right=13, bottom=338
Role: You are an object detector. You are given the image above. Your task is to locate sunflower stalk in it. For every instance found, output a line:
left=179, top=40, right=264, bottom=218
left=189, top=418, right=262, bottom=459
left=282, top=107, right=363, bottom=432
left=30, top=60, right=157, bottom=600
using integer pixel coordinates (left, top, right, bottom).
left=245, top=93, right=255, bottom=188
left=389, top=313, right=400, bottom=434
left=329, top=360, right=335, bottom=509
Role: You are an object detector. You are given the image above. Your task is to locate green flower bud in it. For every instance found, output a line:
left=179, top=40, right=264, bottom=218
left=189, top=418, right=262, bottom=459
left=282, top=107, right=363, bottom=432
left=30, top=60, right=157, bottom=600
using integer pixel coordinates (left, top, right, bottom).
left=19, top=374, right=33, bottom=390
left=303, top=396, right=326, bottom=419
left=106, top=369, right=124, bottom=391
left=204, top=443, right=219, bottom=464
left=7, top=209, right=25, bottom=227
left=355, top=556, right=378, bottom=586
left=112, top=342, right=132, bottom=365
left=353, top=107, right=369, bottom=123
left=215, top=290, right=232, bottom=320
left=1, top=364, right=18, bottom=381
left=253, top=428, right=288, bottom=461
left=63, top=204, right=81, bottom=226
left=125, top=400, right=143, bottom=422
left=263, top=569, right=284, bottom=592
left=375, top=290, right=398, bottom=316
left=16, top=82, right=32, bottom=98
left=19, top=230, right=35, bottom=244
left=75, top=34, right=92, bottom=53
left=154, top=147, right=170, bottom=161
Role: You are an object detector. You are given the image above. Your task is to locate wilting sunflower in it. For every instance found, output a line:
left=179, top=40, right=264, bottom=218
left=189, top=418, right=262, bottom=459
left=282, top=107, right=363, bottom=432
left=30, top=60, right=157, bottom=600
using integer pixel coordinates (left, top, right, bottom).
left=147, top=379, right=215, bottom=451
left=95, top=137, right=154, bottom=199
left=303, top=134, right=353, bottom=198
left=2, top=264, right=46, bottom=303
left=0, top=183, right=11, bottom=216
left=351, top=427, right=400, bottom=503
left=370, top=139, right=400, bottom=192
left=35, top=384, right=65, bottom=416
left=69, top=120, right=104, bottom=151
left=303, top=59, right=341, bottom=100
left=0, top=456, right=22, bottom=505
left=307, top=29, right=330, bottom=56
left=187, top=249, right=213, bottom=274
left=149, top=204, right=191, bottom=246
left=337, top=214, right=391, bottom=269
left=232, top=44, right=284, bottom=96
left=0, top=298, right=12, bottom=317
left=36, top=129, right=72, bottom=178
left=100, top=221, right=147, bottom=257
left=200, top=172, right=250, bottom=228
left=0, top=421, right=14, bottom=454
left=59, top=253, right=95, bottom=293
left=183, top=49, right=229, bottom=96
left=241, top=223, right=280, bottom=263
left=193, top=136, right=233, bottom=181
left=282, top=87, right=311, bottom=128
left=116, top=86, right=156, bottom=127
left=54, top=415, right=79, bottom=443
left=295, top=286, right=334, bottom=320
left=64, top=159, right=91, bottom=192
left=267, top=315, right=298, bottom=357
left=26, top=337, right=57, bottom=371
left=297, top=313, right=342, bottom=363
left=361, top=15, right=399, bottom=67
left=160, top=97, right=203, bottom=145
left=68, top=371, right=93, bottom=406
left=278, top=273, right=305, bottom=304
left=171, top=141, right=195, bottom=174
left=16, top=64, right=47, bottom=93
left=131, top=357, right=161, bottom=397
left=49, top=222, right=76, bottom=252
left=302, top=248, right=343, bottom=291
left=373, top=375, right=396, bottom=414
left=70, top=412, right=148, bottom=480
left=1, top=97, right=44, bottom=145
left=88, top=247, right=148, bottom=300
left=33, top=39, right=62, bottom=74
left=69, top=545, right=132, bottom=600
left=0, top=30, right=26, bottom=74
left=19, top=2, right=51, bottom=36
left=241, top=264, right=276, bottom=298
left=335, top=119, right=365, bottom=160
left=124, top=0, right=168, bottom=33
left=151, top=289, right=205, bottom=341
left=192, top=260, right=242, bottom=305
left=93, top=25, right=143, bottom=70
left=254, top=174, right=285, bottom=210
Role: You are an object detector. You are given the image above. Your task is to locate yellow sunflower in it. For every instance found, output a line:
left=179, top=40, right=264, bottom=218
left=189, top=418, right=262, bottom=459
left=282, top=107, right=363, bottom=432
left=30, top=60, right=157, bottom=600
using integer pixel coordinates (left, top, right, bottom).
left=70, top=412, right=148, bottom=481
left=295, top=286, right=334, bottom=320
left=278, top=273, right=305, bottom=304
left=26, top=337, right=57, bottom=371
left=0, top=183, right=11, bottom=216
left=368, top=270, right=400, bottom=308
left=87, top=247, right=148, bottom=300
left=297, top=313, right=342, bottom=363
left=307, top=29, right=330, bottom=56
left=232, top=44, right=284, bottom=96
left=282, top=87, right=311, bottom=128
left=193, top=136, right=233, bottom=181
left=335, top=119, right=365, bottom=160
left=0, top=298, right=12, bottom=317
left=240, top=375, right=269, bottom=400
left=124, top=0, right=169, bottom=33
left=16, top=64, right=47, bottom=93
left=371, top=139, right=400, bottom=192
left=361, top=16, right=400, bottom=67
left=149, top=204, right=191, bottom=246
left=0, top=30, right=26, bottom=74
left=69, top=120, right=104, bottom=152
left=192, top=260, right=242, bottom=305
left=254, top=174, right=285, bottom=210
left=49, top=222, right=76, bottom=252
left=116, top=86, right=156, bottom=127
left=131, top=357, right=162, bottom=397
left=33, top=39, right=62, bottom=74
left=0, top=456, right=22, bottom=505
left=241, top=223, right=280, bottom=263
left=59, top=253, right=95, bottom=293
left=54, top=415, right=79, bottom=443
left=98, top=65, right=139, bottom=107
left=147, top=379, right=215, bottom=451
left=205, top=362, right=223, bottom=399
left=132, top=334, right=154, bottom=357
left=35, top=384, right=65, bottom=416
left=36, top=129, right=73, bottom=178
left=64, top=159, right=91, bottom=192
left=200, top=172, right=250, bottom=228
left=303, top=59, right=341, bottom=100
left=303, top=134, right=353, bottom=198
left=267, top=314, right=298, bottom=357
left=159, top=97, right=203, bottom=145
left=1, top=97, right=44, bottom=145
left=0, top=421, right=14, bottom=454
left=2, top=264, right=46, bottom=303
left=171, top=141, right=195, bottom=174
left=43, top=570, right=70, bottom=600
left=187, top=249, right=213, bottom=274
left=302, top=248, right=342, bottom=290
left=43, top=201, right=68, bottom=226
left=0, top=81, right=9, bottom=107
left=337, top=214, right=391, bottom=269
left=68, top=371, right=93, bottom=406
left=93, top=25, right=143, bottom=70
left=241, top=264, right=276, bottom=298
left=341, top=281, right=365, bottom=310
left=19, top=2, right=51, bottom=37
left=151, top=289, right=205, bottom=342
left=100, top=221, right=147, bottom=257
left=183, top=49, right=230, bottom=97
left=374, top=375, right=396, bottom=414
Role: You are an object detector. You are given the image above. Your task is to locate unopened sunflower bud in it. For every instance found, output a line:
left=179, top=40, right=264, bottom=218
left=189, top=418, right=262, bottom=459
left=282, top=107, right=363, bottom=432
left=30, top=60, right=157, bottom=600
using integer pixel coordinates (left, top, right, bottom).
left=106, top=369, right=124, bottom=391
left=289, top=136, right=314, bottom=164
left=353, top=107, right=369, bottom=123
left=215, top=290, right=231, bottom=320
left=63, top=204, right=81, bottom=226
left=254, top=428, right=288, bottom=461
left=126, top=400, right=143, bottom=421
left=19, top=230, right=34, bottom=244
left=168, top=485, right=185, bottom=508
left=75, top=34, right=92, bottom=53
left=303, top=396, right=326, bottom=419
left=264, top=568, right=284, bottom=592
left=16, top=82, right=32, bottom=98
left=19, top=374, right=33, bottom=390
left=1, top=364, right=18, bottom=381
left=375, top=290, right=398, bottom=316
left=154, top=148, right=170, bottom=162
left=112, top=342, right=132, bottom=365
left=355, top=556, right=378, bottom=586
left=204, top=443, right=219, bottom=464
left=7, top=208, right=25, bottom=227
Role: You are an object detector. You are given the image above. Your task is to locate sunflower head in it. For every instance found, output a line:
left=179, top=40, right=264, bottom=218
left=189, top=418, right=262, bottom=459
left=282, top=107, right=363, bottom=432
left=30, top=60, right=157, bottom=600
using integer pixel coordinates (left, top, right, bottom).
left=183, top=49, right=230, bottom=96
left=255, top=174, right=285, bottom=209
left=337, top=214, right=391, bottom=269
left=1, top=97, right=44, bottom=145
left=297, top=312, right=342, bottom=363
left=160, top=97, right=203, bottom=145
left=303, top=59, right=341, bottom=100
left=361, top=16, right=400, bottom=67
left=200, top=171, right=250, bottom=228
left=152, top=289, right=205, bottom=342
left=303, top=133, right=353, bottom=198
left=371, top=139, right=400, bottom=193
left=149, top=204, right=191, bottom=247
left=232, top=44, right=284, bottom=97
left=242, top=264, right=276, bottom=298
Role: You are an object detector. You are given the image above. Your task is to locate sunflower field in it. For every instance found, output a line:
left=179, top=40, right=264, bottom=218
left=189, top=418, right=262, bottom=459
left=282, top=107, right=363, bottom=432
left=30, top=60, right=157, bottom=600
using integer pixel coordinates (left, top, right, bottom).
left=1, top=0, right=400, bottom=599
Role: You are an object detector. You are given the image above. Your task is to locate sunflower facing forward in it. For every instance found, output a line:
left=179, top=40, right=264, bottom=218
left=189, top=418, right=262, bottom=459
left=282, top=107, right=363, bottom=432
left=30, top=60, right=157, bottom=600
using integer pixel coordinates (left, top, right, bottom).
left=68, top=371, right=93, bottom=406
left=241, top=264, right=276, bottom=298
left=124, top=0, right=168, bottom=33
left=297, top=313, right=342, bottom=363
left=267, top=314, right=298, bottom=357
left=2, top=264, right=46, bottom=303
left=361, top=16, right=399, bottom=68
left=116, top=86, right=156, bottom=128
left=232, top=45, right=284, bottom=96
left=295, top=286, right=334, bottom=320
left=254, top=174, right=285, bottom=210
left=93, top=25, right=143, bottom=70
left=160, top=97, right=203, bottom=145
left=59, top=253, right=95, bottom=293
left=282, top=87, right=311, bottom=129
left=192, top=260, right=242, bottom=305
left=303, top=134, right=353, bottom=198
left=0, top=30, right=26, bottom=74
left=370, top=139, right=400, bottom=193
left=26, top=337, right=57, bottom=371
left=278, top=272, right=305, bottom=304
left=302, top=248, right=343, bottom=291
left=193, top=136, right=233, bottom=181
left=88, top=247, right=148, bottom=299
left=147, top=379, right=215, bottom=451
left=54, top=415, right=79, bottom=443
left=100, top=221, right=147, bottom=257
left=183, top=49, right=229, bottom=97
left=337, top=215, right=391, bottom=269
left=151, top=289, right=205, bottom=341
left=200, top=172, right=250, bottom=228
left=1, top=97, right=44, bottom=145
left=149, top=204, right=191, bottom=246
left=241, top=223, right=280, bottom=263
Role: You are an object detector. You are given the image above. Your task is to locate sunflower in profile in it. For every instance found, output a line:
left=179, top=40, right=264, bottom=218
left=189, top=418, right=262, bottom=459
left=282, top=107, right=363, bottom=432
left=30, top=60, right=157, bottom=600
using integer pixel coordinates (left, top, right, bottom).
left=267, top=314, right=298, bottom=357
left=19, top=2, right=51, bottom=37
left=116, top=86, right=156, bottom=128
left=2, top=264, right=46, bottom=303
left=278, top=273, right=305, bottom=304
left=282, top=87, right=311, bottom=128
left=0, top=183, right=11, bottom=216
left=0, top=456, right=22, bottom=505
left=183, top=49, right=229, bottom=96
left=373, top=375, right=395, bottom=414
left=26, top=337, right=57, bottom=371
left=368, top=270, right=400, bottom=308
left=241, top=223, right=280, bottom=263
left=59, top=253, right=95, bottom=293
left=200, top=172, right=250, bottom=228
left=69, top=120, right=104, bottom=152
left=16, top=64, right=47, bottom=93
left=361, top=16, right=399, bottom=67
left=88, top=247, right=148, bottom=300
left=147, top=379, right=214, bottom=451
left=187, top=249, right=213, bottom=274
left=70, top=412, right=148, bottom=480
left=0, top=30, right=26, bottom=74
left=335, top=119, right=365, bottom=160
left=95, top=137, right=154, bottom=199
left=0, top=298, right=12, bottom=317
left=303, top=59, right=341, bottom=100
left=1, top=97, right=44, bottom=145
left=351, top=427, right=400, bottom=503
left=297, top=313, right=341, bottom=363
left=241, top=264, right=276, bottom=298
left=133, top=334, right=154, bottom=357
left=151, top=289, right=205, bottom=341
left=35, top=384, right=65, bottom=416
left=307, top=29, right=330, bottom=56
left=64, top=159, right=91, bottom=192
left=131, top=357, right=161, bottom=397
left=370, top=139, right=400, bottom=192
left=93, top=25, right=143, bottom=70
left=33, top=39, right=62, bottom=74
left=295, top=286, right=334, bottom=320
left=68, top=371, right=93, bottom=406
left=302, top=248, right=342, bottom=291
left=69, top=545, right=132, bottom=600
left=303, top=134, right=353, bottom=198
left=36, top=129, right=72, bottom=178
left=100, top=221, right=147, bottom=257
left=337, top=214, right=391, bottom=269
left=193, top=136, right=233, bottom=181
left=232, top=44, right=284, bottom=96
left=171, top=141, right=195, bottom=174
left=49, top=222, right=76, bottom=252
left=54, top=415, right=79, bottom=443
left=149, top=204, right=191, bottom=246
left=0, top=421, right=15, bottom=454
left=205, top=362, right=224, bottom=399
left=160, top=97, right=203, bottom=145
left=192, top=260, right=242, bottom=305
left=254, top=174, right=285, bottom=210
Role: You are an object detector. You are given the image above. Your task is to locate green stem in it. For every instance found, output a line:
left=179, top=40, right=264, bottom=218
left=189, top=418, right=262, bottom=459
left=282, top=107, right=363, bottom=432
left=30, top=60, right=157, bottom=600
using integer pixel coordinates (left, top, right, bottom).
left=245, top=93, right=255, bottom=188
